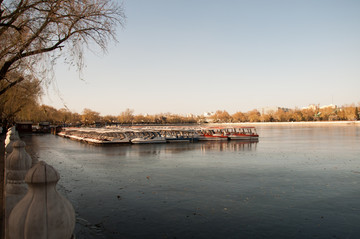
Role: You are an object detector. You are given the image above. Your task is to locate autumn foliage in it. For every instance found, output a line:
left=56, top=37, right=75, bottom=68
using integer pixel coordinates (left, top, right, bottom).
left=4, top=103, right=359, bottom=127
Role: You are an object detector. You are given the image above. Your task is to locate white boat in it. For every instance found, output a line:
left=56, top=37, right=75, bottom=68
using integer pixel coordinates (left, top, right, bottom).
left=57, top=127, right=258, bottom=144
left=58, top=129, right=131, bottom=144
left=131, top=131, right=166, bottom=144
left=160, top=129, right=199, bottom=143
left=84, top=131, right=131, bottom=144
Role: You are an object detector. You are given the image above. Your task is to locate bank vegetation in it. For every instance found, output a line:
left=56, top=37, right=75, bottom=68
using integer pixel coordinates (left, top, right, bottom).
left=2, top=102, right=359, bottom=127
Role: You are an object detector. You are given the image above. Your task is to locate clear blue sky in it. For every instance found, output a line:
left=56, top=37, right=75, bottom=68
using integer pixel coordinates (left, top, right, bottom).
left=43, top=0, right=360, bottom=116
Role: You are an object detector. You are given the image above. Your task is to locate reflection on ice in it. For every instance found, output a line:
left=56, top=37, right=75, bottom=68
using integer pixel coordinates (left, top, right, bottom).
left=66, top=140, right=259, bottom=158
left=200, top=140, right=258, bottom=153
left=114, top=140, right=258, bottom=157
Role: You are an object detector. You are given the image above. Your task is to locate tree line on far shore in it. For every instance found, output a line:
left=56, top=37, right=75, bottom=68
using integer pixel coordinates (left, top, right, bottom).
left=2, top=101, right=359, bottom=127
left=1, top=65, right=358, bottom=127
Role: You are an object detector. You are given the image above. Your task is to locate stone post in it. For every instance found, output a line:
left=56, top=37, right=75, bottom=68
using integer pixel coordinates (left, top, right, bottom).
left=5, top=141, right=32, bottom=195
left=4, top=140, right=33, bottom=238
left=5, top=127, right=17, bottom=148
left=5, top=132, right=38, bottom=168
left=8, top=161, right=75, bottom=239
left=5, top=134, right=19, bottom=156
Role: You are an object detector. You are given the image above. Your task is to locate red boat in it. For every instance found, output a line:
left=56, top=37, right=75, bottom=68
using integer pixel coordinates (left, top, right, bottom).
left=198, top=129, right=229, bottom=141
left=222, top=127, right=259, bottom=141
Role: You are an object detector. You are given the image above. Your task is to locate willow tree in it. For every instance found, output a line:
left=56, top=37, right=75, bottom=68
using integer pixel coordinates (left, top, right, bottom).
left=0, top=0, right=125, bottom=96
left=118, top=108, right=134, bottom=124
left=0, top=71, right=41, bottom=126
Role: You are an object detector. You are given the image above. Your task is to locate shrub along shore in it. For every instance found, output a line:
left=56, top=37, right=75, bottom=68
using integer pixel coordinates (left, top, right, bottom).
left=210, top=120, right=360, bottom=127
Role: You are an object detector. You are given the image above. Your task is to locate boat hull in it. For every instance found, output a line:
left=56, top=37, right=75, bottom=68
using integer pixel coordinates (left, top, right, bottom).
left=198, top=136, right=228, bottom=141
left=131, top=137, right=166, bottom=144
left=85, top=138, right=131, bottom=144
left=166, top=137, right=199, bottom=143
left=228, top=135, right=252, bottom=140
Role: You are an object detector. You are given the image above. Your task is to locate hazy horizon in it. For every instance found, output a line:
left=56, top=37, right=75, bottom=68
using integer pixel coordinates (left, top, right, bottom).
left=42, top=0, right=360, bottom=116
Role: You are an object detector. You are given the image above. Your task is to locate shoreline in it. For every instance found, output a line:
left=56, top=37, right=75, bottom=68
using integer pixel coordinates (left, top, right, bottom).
left=208, top=120, right=360, bottom=127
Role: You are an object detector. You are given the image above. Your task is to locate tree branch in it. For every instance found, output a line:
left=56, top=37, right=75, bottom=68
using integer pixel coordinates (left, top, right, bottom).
left=0, top=0, right=125, bottom=96
left=0, top=76, right=24, bottom=95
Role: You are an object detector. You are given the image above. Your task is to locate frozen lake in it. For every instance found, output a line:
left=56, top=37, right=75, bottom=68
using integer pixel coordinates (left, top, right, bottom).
left=22, top=125, right=360, bottom=239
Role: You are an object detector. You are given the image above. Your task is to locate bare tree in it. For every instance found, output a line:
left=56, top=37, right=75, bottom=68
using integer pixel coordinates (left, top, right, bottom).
left=118, top=108, right=134, bottom=124
left=0, top=0, right=125, bottom=96
left=81, top=108, right=100, bottom=125
left=210, top=110, right=231, bottom=123
left=246, top=110, right=261, bottom=122
left=232, top=111, right=247, bottom=122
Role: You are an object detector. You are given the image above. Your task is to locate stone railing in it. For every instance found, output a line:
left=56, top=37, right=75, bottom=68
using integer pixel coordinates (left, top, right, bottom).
left=3, top=127, right=75, bottom=239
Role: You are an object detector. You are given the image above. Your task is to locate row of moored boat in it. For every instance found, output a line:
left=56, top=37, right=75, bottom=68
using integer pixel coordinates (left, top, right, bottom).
left=57, top=127, right=259, bottom=144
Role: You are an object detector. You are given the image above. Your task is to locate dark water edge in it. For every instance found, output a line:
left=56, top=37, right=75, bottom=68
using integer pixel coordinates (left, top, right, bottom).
left=22, top=125, right=360, bottom=239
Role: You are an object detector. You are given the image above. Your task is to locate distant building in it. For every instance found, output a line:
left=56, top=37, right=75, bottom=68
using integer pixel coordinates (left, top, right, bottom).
left=319, top=104, right=337, bottom=109
left=203, top=112, right=215, bottom=123
left=203, top=112, right=214, bottom=117
left=39, top=122, right=51, bottom=132
left=302, top=104, right=318, bottom=110
left=259, top=107, right=291, bottom=115
left=16, top=122, right=33, bottom=133
left=302, top=104, right=337, bottom=110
